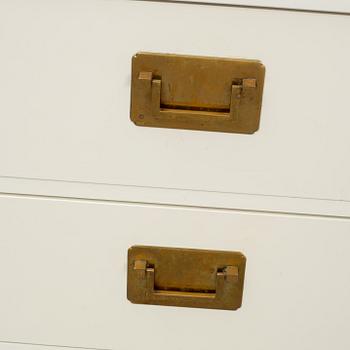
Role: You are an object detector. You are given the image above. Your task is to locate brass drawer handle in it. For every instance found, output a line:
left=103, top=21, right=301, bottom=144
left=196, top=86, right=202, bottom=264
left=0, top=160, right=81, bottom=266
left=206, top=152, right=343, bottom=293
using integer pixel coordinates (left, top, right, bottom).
left=127, top=246, right=246, bottom=310
left=149, top=75, right=256, bottom=121
left=130, top=52, right=265, bottom=134
left=134, top=259, right=239, bottom=300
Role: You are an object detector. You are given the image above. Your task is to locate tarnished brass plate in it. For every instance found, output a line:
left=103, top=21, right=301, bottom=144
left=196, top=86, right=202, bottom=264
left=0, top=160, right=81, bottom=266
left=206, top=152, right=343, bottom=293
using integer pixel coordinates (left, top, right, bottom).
left=130, top=52, right=265, bottom=134
left=127, top=246, right=246, bottom=310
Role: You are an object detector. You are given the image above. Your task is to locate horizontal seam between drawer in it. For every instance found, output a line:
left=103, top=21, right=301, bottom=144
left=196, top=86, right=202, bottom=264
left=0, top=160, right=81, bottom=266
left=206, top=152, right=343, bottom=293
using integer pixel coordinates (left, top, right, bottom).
left=134, top=0, right=350, bottom=16
left=1, top=191, right=349, bottom=221
left=0, top=175, right=349, bottom=204
left=0, top=340, right=111, bottom=350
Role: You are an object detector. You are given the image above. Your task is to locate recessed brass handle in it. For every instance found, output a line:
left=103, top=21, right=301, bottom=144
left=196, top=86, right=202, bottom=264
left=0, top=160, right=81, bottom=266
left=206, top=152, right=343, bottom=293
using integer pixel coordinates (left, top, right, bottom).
left=127, top=246, right=246, bottom=310
left=130, top=52, right=265, bottom=134
left=134, top=259, right=239, bottom=300
left=148, top=75, right=256, bottom=122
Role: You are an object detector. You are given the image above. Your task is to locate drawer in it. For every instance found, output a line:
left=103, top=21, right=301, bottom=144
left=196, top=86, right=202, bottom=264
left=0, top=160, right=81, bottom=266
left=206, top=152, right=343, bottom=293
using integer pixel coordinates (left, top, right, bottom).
left=0, top=1, right=350, bottom=204
left=0, top=194, right=349, bottom=350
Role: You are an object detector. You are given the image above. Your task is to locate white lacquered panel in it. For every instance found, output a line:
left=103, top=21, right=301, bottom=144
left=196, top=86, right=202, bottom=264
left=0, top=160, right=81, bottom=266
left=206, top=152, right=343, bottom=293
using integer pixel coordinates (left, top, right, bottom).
left=0, top=194, right=349, bottom=350
left=0, top=0, right=350, bottom=204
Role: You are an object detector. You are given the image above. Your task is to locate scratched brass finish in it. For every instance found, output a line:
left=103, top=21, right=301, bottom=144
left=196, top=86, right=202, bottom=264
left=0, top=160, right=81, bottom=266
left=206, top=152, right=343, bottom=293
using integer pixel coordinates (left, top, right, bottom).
left=127, top=246, right=246, bottom=310
left=130, top=52, right=265, bottom=134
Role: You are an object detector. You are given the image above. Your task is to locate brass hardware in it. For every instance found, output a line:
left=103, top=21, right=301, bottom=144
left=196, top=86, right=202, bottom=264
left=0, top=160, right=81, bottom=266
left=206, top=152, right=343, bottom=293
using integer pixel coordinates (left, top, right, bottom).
left=127, top=246, right=246, bottom=310
left=130, top=52, right=265, bottom=134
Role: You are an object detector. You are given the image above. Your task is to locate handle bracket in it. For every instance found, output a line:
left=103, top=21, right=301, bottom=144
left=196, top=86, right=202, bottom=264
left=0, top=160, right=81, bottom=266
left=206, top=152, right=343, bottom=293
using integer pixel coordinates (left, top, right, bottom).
left=148, top=75, right=255, bottom=122
left=134, top=259, right=239, bottom=301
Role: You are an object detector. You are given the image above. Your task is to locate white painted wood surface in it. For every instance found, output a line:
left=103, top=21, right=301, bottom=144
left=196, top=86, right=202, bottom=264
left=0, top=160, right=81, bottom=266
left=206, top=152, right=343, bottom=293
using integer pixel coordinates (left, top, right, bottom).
left=164, top=0, right=350, bottom=13
left=1, top=0, right=350, bottom=207
left=1, top=194, right=349, bottom=350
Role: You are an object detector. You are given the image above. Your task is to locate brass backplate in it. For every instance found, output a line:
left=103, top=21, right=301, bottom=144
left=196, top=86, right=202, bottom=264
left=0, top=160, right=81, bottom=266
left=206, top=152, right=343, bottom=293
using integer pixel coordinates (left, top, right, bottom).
left=130, top=52, right=265, bottom=134
left=127, top=246, right=246, bottom=310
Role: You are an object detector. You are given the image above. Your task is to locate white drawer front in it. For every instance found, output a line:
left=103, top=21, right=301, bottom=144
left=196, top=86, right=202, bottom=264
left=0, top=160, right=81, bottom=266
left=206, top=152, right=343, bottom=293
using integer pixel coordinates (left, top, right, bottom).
left=1, top=1, right=349, bottom=203
left=0, top=195, right=349, bottom=350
